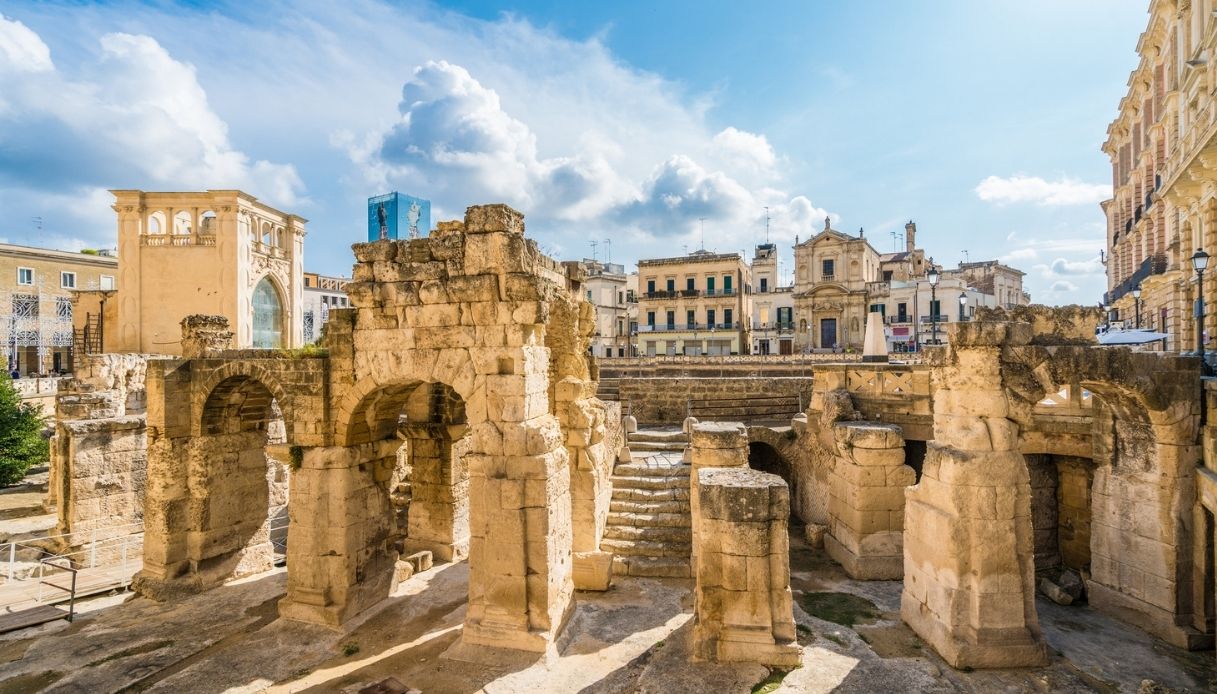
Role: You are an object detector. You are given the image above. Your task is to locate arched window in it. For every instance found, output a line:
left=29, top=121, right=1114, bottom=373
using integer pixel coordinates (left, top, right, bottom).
left=252, top=277, right=284, bottom=349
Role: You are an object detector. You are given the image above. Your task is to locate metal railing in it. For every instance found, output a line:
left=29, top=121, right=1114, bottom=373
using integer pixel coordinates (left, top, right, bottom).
left=1, top=521, right=144, bottom=585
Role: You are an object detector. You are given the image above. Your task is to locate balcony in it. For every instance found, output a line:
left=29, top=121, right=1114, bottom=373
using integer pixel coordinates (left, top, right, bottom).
left=885, top=315, right=911, bottom=325
left=637, top=322, right=742, bottom=333
left=919, top=314, right=950, bottom=323
left=821, top=274, right=835, bottom=282
left=753, top=321, right=795, bottom=333
left=141, top=233, right=217, bottom=247
left=680, top=289, right=701, bottom=298
left=1104, top=253, right=1168, bottom=304
left=642, top=290, right=678, bottom=300
left=704, top=288, right=736, bottom=297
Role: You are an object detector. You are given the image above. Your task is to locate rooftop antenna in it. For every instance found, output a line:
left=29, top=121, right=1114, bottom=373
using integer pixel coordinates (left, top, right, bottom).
left=764, top=206, right=770, bottom=243
left=604, top=238, right=612, bottom=264
left=31, top=216, right=42, bottom=232
left=890, top=229, right=899, bottom=252
left=962, top=249, right=970, bottom=263
left=590, top=239, right=599, bottom=262
left=699, top=217, right=706, bottom=251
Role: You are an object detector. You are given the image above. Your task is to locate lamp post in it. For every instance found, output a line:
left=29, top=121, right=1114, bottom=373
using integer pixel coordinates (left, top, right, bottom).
left=1192, top=248, right=1210, bottom=366
left=927, top=266, right=940, bottom=345
left=958, top=293, right=967, bottom=322
left=1132, top=285, right=1142, bottom=329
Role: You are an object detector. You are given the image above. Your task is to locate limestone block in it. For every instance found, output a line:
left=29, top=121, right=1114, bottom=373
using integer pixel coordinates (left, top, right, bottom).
left=572, top=550, right=613, bottom=591
left=406, top=550, right=433, bottom=573
left=690, top=421, right=748, bottom=449
left=804, top=523, right=827, bottom=548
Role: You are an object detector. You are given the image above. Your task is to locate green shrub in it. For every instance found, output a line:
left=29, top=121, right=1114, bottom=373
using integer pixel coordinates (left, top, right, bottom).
left=0, top=370, right=48, bottom=486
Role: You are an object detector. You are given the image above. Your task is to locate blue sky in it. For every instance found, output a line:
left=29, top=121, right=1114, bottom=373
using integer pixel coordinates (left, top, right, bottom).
left=0, top=1, right=1147, bottom=303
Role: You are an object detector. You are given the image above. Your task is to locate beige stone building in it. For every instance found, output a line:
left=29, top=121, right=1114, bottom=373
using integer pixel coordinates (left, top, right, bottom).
left=793, top=217, right=880, bottom=351
left=87, top=190, right=307, bottom=355
left=750, top=243, right=795, bottom=354
left=637, top=250, right=753, bottom=356
left=577, top=259, right=635, bottom=358
left=949, top=260, right=1030, bottom=309
left=1102, top=0, right=1217, bottom=352
left=0, top=243, right=118, bottom=375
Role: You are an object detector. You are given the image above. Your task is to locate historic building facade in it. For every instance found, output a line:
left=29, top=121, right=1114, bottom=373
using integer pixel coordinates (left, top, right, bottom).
left=577, top=259, right=636, bottom=358
left=91, top=190, right=307, bottom=355
left=0, top=243, right=118, bottom=375
left=793, top=218, right=880, bottom=351
left=751, top=243, right=795, bottom=355
left=636, top=250, right=753, bottom=355
left=1102, top=0, right=1217, bottom=353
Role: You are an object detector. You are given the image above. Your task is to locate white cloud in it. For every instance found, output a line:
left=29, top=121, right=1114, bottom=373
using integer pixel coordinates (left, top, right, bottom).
left=1049, top=280, right=1079, bottom=292
left=0, top=14, right=52, bottom=73
left=711, top=127, right=777, bottom=176
left=1050, top=257, right=1102, bottom=276
left=975, top=175, right=1110, bottom=206
left=0, top=19, right=304, bottom=221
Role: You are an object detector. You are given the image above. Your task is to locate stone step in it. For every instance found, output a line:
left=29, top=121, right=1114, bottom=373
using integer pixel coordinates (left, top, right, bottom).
left=610, top=486, right=691, bottom=503
left=600, top=538, right=691, bottom=559
left=610, top=499, right=690, bottom=515
left=612, top=462, right=691, bottom=478
left=626, top=441, right=686, bottom=452
left=628, top=431, right=689, bottom=443
left=610, top=475, right=688, bottom=491
left=603, top=524, right=691, bottom=543
left=606, top=511, right=690, bottom=528
left=611, top=555, right=691, bottom=579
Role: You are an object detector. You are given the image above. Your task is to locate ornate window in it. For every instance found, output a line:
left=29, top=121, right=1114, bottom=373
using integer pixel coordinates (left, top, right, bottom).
left=252, top=277, right=284, bottom=349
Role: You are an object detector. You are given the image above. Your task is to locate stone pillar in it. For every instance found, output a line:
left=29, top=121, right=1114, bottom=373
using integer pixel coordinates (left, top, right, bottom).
left=180, top=315, right=233, bottom=359
left=689, top=422, right=749, bottom=572
left=400, top=422, right=470, bottom=562
left=692, top=467, right=800, bottom=667
left=901, top=320, right=1048, bottom=668
left=825, top=422, right=912, bottom=579
left=556, top=376, right=617, bottom=591
left=279, top=440, right=400, bottom=627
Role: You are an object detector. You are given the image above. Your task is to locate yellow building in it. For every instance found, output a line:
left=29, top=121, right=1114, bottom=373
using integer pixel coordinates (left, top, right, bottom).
left=87, top=190, right=307, bottom=355
left=1102, top=0, right=1217, bottom=352
left=793, top=217, right=880, bottom=351
left=1, top=243, right=118, bottom=375
left=302, top=272, right=350, bottom=344
left=636, top=250, right=753, bottom=355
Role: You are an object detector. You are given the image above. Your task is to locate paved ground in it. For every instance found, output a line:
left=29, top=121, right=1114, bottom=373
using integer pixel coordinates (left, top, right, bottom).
left=0, top=531, right=1213, bottom=693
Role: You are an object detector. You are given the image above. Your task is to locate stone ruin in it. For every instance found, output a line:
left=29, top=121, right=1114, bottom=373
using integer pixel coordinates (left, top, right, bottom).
left=43, top=206, right=1217, bottom=672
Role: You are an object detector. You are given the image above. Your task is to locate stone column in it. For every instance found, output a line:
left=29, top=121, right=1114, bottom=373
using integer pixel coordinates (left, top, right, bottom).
left=901, top=320, right=1048, bottom=668
left=825, top=422, right=912, bottom=579
left=556, top=376, right=616, bottom=591
left=692, top=467, right=800, bottom=667
left=689, top=422, right=749, bottom=572
left=400, top=422, right=470, bottom=562
left=180, top=315, right=233, bottom=359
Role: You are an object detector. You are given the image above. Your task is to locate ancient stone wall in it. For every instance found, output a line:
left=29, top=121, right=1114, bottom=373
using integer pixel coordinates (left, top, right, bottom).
left=619, top=376, right=812, bottom=425
left=825, top=422, right=912, bottom=580
left=691, top=467, right=799, bottom=667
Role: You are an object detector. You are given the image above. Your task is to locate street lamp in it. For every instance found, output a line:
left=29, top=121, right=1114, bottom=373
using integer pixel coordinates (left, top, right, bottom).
left=1192, top=248, right=1210, bottom=365
left=958, top=293, right=967, bottom=322
left=1131, top=285, right=1142, bottom=329
left=927, top=266, right=940, bottom=345
left=1102, top=303, right=1111, bottom=332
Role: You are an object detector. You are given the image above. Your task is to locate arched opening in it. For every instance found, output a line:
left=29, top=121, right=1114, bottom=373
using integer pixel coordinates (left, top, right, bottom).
left=147, top=211, right=165, bottom=235
left=199, top=210, right=217, bottom=235
left=173, top=210, right=192, bottom=235
left=1025, top=454, right=1095, bottom=583
left=326, top=380, right=472, bottom=617
left=162, top=375, right=289, bottom=588
left=903, top=440, right=927, bottom=483
left=749, top=441, right=795, bottom=513
left=252, top=277, right=284, bottom=349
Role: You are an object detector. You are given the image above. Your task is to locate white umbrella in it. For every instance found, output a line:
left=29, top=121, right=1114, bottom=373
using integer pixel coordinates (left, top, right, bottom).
left=1097, top=329, right=1169, bottom=345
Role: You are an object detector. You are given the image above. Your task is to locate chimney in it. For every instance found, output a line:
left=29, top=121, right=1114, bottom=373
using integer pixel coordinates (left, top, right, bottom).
left=905, top=220, right=917, bottom=253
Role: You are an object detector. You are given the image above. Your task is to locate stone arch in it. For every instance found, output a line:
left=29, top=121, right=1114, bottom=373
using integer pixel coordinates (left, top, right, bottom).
left=199, top=209, right=217, bottom=234
left=193, top=361, right=293, bottom=439
left=747, top=426, right=803, bottom=521
left=136, top=371, right=291, bottom=598
left=173, top=210, right=192, bottom=235
left=146, top=210, right=165, bottom=235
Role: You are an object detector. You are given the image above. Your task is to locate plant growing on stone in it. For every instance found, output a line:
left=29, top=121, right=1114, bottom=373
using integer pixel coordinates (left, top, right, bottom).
left=0, top=369, right=48, bottom=486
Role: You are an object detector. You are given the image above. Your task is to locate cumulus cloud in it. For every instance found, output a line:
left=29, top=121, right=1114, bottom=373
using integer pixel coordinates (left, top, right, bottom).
left=975, top=175, right=1110, bottom=206
left=0, top=13, right=51, bottom=73
left=711, top=127, right=777, bottom=176
left=354, top=59, right=828, bottom=244
left=1049, top=280, right=1078, bottom=292
left=0, top=16, right=303, bottom=223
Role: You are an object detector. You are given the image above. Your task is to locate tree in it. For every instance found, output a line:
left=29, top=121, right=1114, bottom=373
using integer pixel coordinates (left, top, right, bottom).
left=0, top=369, right=48, bottom=486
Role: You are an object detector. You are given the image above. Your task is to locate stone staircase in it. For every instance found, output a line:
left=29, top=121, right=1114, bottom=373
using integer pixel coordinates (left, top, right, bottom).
left=601, top=430, right=692, bottom=578
left=596, top=376, right=620, bottom=401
